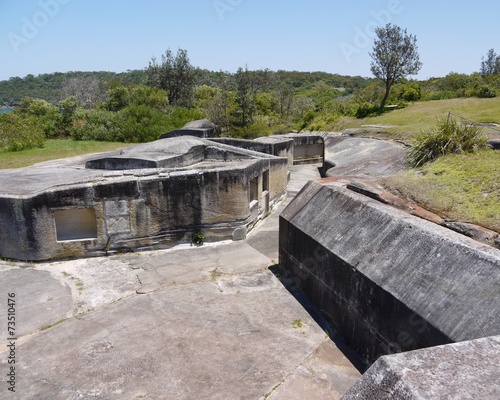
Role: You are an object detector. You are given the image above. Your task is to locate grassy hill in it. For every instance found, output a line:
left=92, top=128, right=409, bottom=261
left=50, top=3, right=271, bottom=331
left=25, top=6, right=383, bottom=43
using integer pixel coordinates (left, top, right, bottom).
left=337, top=97, right=500, bottom=233
left=0, top=140, right=128, bottom=169
left=335, top=97, right=500, bottom=142
left=383, top=150, right=500, bottom=233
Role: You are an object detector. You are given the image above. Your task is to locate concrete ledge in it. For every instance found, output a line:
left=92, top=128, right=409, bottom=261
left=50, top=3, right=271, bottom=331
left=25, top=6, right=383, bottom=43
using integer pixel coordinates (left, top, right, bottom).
left=279, top=179, right=500, bottom=363
left=342, top=335, right=500, bottom=399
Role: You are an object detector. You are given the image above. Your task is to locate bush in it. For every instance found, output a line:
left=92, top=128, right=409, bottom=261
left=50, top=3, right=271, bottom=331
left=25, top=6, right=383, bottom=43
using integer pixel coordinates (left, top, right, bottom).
left=115, top=104, right=170, bottom=143
left=71, top=109, right=120, bottom=141
left=70, top=105, right=202, bottom=143
left=476, top=86, right=496, bottom=98
left=17, top=97, right=62, bottom=138
left=408, top=118, right=489, bottom=167
left=231, top=119, right=273, bottom=139
left=0, top=113, right=45, bottom=151
left=355, top=102, right=380, bottom=118
left=399, top=85, right=421, bottom=102
left=298, top=110, right=316, bottom=131
left=191, top=232, right=205, bottom=246
left=421, top=90, right=458, bottom=101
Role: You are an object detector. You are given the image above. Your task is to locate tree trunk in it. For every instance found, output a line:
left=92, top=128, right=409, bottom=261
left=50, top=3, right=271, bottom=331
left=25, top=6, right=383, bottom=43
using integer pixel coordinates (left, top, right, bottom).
left=379, top=84, right=391, bottom=109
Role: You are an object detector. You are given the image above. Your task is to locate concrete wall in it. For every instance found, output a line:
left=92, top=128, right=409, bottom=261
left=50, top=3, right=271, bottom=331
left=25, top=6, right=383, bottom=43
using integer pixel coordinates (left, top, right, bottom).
left=279, top=179, right=500, bottom=364
left=0, top=158, right=287, bottom=261
left=160, top=128, right=213, bottom=139
left=209, top=137, right=294, bottom=167
left=342, top=335, right=500, bottom=399
left=210, top=134, right=325, bottom=167
left=280, top=134, right=324, bottom=165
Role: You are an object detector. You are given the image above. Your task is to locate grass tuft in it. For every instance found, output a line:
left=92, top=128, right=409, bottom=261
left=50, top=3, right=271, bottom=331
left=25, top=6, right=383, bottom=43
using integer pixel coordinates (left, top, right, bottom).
left=407, top=118, right=488, bottom=167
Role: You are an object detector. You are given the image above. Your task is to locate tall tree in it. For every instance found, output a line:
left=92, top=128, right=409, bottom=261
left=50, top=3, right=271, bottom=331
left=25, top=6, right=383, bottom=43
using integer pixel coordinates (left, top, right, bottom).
left=146, top=48, right=195, bottom=107
left=480, top=49, right=500, bottom=77
left=62, top=76, right=103, bottom=108
left=235, top=66, right=257, bottom=127
left=370, top=24, right=422, bottom=109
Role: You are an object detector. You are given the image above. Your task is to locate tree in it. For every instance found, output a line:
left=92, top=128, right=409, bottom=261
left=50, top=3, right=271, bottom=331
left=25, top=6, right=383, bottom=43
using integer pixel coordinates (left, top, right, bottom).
left=146, top=48, right=195, bottom=107
left=235, top=66, right=257, bottom=127
left=480, top=49, right=500, bottom=77
left=370, top=24, right=422, bottom=109
left=62, top=76, right=103, bottom=107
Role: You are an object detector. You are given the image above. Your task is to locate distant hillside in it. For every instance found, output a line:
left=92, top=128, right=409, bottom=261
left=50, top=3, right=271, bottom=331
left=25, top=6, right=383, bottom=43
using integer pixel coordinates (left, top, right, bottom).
left=0, top=69, right=375, bottom=106
left=0, top=70, right=148, bottom=105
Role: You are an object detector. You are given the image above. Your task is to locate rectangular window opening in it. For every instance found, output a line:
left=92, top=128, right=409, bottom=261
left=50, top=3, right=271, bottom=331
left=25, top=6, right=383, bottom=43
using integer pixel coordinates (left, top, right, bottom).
left=250, top=177, right=259, bottom=202
left=263, top=170, right=269, bottom=192
left=54, top=208, right=98, bottom=241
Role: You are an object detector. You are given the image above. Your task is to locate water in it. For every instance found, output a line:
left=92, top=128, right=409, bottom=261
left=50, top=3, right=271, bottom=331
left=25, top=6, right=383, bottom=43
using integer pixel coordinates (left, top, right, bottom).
left=0, top=107, right=13, bottom=114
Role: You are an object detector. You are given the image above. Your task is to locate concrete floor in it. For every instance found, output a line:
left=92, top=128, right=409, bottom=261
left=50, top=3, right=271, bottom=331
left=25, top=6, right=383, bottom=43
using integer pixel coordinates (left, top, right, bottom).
left=0, top=165, right=362, bottom=400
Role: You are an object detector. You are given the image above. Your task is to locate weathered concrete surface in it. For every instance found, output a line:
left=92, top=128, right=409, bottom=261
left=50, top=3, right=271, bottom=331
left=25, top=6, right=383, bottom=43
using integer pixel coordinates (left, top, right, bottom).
left=281, top=133, right=324, bottom=165
left=324, top=135, right=407, bottom=177
left=279, top=179, right=500, bottom=363
left=0, top=136, right=288, bottom=261
left=0, top=267, right=72, bottom=337
left=160, top=119, right=215, bottom=139
left=0, top=165, right=361, bottom=399
left=270, top=339, right=362, bottom=400
left=342, top=335, right=500, bottom=400
left=209, top=137, right=295, bottom=167
left=247, top=165, right=322, bottom=262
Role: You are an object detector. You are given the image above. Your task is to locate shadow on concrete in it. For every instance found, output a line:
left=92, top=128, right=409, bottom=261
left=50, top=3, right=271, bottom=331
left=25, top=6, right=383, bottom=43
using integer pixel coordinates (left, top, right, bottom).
left=269, top=264, right=368, bottom=373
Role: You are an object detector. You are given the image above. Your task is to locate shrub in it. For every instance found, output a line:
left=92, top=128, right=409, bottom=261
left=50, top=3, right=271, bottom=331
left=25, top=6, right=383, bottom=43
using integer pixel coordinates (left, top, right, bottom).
left=355, top=102, right=380, bottom=118
left=17, top=97, right=62, bottom=138
left=231, top=119, right=273, bottom=139
left=70, top=109, right=120, bottom=141
left=0, top=113, right=45, bottom=151
left=476, top=86, right=496, bottom=98
left=399, top=85, right=421, bottom=102
left=191, top=232, right=205, bottom=246
left=407, top=118, right=489, bottom=167
left=298, top=110, right=316, bottom=131
left=421, top=90, right=458, bottom=101
left=115, top=104, right=170, bottom=143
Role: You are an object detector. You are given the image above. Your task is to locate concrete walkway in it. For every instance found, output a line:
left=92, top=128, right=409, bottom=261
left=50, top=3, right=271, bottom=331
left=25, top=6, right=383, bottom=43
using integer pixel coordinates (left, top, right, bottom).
left=0, top=164, right=361, bottom=400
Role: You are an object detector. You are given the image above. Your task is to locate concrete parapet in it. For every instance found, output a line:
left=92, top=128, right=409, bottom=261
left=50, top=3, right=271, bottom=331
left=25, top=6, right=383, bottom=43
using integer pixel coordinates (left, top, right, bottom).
left=279, top=178, right=500, bottom=364
left=342, top=335, right=500, bottom=399
left=160, top=119, right=215, bottom=139
left=277, top=133, right=325, bottom=165
left=209, top=137, right=294, bottom=167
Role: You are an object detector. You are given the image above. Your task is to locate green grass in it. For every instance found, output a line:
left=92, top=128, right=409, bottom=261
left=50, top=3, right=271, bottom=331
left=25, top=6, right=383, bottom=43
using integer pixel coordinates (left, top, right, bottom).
left=335, top=97, right=500, bottom=142
left=292, top=318, right=303, bottom=329
left=383, top=150, right=500, bottom=232
left=0, top=139, right=130, bottom=169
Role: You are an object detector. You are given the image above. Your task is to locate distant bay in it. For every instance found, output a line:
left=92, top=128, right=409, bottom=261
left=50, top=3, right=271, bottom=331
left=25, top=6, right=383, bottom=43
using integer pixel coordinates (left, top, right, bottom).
left=0, top=107, right=13, bottom=114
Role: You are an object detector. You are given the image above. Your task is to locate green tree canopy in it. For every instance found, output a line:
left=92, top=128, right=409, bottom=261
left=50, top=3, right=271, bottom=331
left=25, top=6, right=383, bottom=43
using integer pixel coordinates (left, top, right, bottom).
left=146, top=48, right=195, bottom=107
left=480, top=49, right=500, bottom=77
left=370, top=23, right=422, bottom=109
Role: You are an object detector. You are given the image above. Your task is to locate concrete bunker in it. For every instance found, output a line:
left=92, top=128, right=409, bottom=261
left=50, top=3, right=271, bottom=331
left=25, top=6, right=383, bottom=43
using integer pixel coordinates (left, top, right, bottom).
left=0, top=136, right=288, bottom=261
left=279, top=178, right=500, bottom=367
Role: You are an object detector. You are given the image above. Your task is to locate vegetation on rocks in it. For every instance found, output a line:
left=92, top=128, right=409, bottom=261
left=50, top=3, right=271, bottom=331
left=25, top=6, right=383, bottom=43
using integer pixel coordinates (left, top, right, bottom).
left=407, top=118, right=489, bottom=167
left=383, top=150, right=500, bottom=232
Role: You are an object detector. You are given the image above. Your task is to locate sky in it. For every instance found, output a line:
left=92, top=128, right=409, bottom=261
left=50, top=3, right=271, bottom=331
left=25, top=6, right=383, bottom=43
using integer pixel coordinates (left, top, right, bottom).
left=1, top=0, right=499, bottom=81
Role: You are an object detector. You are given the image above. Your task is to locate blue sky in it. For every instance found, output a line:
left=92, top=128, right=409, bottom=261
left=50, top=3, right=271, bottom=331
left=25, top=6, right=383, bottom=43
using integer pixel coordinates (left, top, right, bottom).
left=1, top=0, right=499, bottom=81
